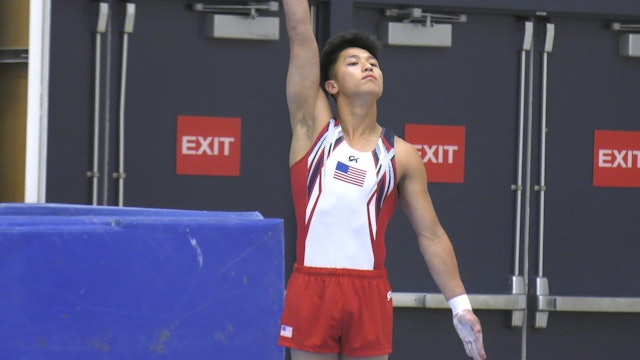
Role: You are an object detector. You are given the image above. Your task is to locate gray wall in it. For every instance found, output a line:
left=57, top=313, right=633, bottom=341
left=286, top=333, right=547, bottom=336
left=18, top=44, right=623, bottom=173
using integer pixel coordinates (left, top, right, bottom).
left=47, top=1, right=640, bottom=359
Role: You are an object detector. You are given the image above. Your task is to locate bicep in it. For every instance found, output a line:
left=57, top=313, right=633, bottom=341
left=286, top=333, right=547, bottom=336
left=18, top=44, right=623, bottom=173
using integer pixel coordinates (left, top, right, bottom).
left=284, top=0, right=323, bottom=128
left=397, top=141, right=444, bottom=238
left=286, top=38, right=321, bottom=119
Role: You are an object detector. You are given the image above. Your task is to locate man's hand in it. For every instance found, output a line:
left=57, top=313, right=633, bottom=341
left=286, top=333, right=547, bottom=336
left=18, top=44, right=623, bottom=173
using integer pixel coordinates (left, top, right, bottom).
left=453, top=309, right=486, bottom=359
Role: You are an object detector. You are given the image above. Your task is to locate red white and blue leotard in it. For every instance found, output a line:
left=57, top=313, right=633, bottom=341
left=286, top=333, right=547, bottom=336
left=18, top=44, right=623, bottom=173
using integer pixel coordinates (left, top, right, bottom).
left=290, top=119, right=398, bottom=270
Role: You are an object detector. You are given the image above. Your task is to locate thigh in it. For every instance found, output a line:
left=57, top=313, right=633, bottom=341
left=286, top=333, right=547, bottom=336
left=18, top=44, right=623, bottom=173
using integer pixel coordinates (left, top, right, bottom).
left=279, top=270, right=342, bottom=353
left=291, top=349, right=339, bottom=360
left=341, top=276, right=393, bottom=356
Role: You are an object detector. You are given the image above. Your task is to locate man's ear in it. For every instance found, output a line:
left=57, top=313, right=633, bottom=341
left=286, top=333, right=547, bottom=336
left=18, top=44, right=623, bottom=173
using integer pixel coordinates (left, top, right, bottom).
left=324, top=80, right=338, bottom=95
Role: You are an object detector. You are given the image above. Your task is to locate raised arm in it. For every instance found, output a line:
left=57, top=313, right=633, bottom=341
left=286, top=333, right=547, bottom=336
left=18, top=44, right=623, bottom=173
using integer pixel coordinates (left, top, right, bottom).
left=283, top=0, right=332, bottom=164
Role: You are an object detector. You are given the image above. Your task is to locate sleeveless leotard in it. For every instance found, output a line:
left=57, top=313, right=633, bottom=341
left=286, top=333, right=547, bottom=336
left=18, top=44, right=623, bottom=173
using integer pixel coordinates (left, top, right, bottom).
left=290, top=119, right=398, bottom=270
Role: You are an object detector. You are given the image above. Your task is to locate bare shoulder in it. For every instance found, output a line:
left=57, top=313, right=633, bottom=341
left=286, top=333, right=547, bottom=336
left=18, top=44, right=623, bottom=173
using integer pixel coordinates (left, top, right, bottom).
left=394, top=136, right=425, bottom=180
left=393, top=136, right=435, bottom=222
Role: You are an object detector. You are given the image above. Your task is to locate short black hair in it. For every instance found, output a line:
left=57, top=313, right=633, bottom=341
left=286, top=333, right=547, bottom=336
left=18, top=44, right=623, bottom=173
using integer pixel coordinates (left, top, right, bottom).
left=320, top=30, right=382, bottom=85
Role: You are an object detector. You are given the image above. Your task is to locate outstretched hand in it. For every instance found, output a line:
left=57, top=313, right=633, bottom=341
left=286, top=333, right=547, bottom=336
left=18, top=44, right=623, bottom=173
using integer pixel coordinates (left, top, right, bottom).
left=453, top=309, right=486, bottom=359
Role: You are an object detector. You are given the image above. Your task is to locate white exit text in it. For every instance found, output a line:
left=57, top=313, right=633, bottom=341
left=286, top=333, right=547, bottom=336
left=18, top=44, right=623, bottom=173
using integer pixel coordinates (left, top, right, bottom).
left=598, top=149, right=640, bottom=168
left=181, top=136, right=235, bottom=156
left=413, top=144, right=459, bottom=164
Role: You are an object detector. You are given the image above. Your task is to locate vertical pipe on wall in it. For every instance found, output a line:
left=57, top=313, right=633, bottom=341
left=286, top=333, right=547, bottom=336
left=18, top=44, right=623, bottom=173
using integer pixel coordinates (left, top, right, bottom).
left=533, top=22, right=554, bottom=330
left=91, top=3, right=109, bottom=206
left=520, top=18, right=536, bottom=360
left=25, top=0, right=50, bottom=203
left=510, top=21, right=533, bottom=330
left=115, top=3, right=135, bottom=207
left=536, top=43, right=549, bottom=278
left=537, top=23, right=554, bottom=278
left=513, top=21, right=533, bottom=276
left=102, top=2, right=113, bottom=206
left=37, top=0, right=51, bottom=203
left=310, top=4, right=316, bottom=34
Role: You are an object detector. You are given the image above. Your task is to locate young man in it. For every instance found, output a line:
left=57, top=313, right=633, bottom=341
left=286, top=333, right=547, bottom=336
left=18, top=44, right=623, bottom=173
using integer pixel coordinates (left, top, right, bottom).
left=278, top=1, right=486, bottom=359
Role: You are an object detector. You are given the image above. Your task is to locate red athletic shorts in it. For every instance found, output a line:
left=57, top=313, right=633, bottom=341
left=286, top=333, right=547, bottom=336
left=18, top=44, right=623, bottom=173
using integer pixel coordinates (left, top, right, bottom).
left=278, top=264, right=393, bottom=357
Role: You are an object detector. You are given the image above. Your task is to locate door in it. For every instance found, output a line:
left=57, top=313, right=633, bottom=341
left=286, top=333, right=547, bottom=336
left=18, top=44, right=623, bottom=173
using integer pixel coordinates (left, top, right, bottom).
left=353, top=5, right=640, bottom=360
left=527, top=15, right=640, bottom=360
left=354, top=5, right=525, bottom=359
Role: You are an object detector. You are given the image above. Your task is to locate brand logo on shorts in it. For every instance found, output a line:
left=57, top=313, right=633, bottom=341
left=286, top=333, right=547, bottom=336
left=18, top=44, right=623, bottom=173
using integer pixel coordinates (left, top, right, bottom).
left=387, top=291, right=392, bottom=302
left=280, top=325, right=293, bottom=338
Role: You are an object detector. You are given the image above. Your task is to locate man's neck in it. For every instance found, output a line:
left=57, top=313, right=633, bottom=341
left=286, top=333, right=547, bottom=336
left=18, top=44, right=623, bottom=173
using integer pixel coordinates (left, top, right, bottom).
left=335, top=100, right=381, bottom=151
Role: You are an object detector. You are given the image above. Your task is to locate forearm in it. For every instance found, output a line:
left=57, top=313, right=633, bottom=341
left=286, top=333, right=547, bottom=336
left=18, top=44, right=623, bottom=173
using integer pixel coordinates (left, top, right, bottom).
left=283, top=0, right=317, bottom=63
left=282, top=0, right=322, bottom=134
left=418, top=233, right=467, bottom=301
left=283, top=0, right=313, bottom=39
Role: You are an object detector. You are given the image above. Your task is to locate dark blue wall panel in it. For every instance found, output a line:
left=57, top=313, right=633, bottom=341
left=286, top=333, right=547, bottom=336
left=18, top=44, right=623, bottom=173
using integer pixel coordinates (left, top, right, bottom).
left=0, top=204, right=284, bottom=359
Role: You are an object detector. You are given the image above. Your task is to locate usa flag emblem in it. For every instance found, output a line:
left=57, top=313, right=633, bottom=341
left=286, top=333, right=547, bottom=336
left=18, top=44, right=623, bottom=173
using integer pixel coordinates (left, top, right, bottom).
left=280, top=325, right=293, bottom=338
left=333, top=161, right=366, bottom=187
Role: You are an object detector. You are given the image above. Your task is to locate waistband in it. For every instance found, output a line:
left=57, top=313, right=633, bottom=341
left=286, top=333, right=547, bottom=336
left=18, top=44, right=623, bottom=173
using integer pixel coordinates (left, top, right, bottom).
left=293, top=263, right=387, bottom=278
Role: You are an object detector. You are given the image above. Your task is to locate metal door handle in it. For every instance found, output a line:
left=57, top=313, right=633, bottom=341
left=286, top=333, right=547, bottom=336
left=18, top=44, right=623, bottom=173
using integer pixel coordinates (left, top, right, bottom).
left=392, top=292, right=527, bottom=311
left=538, top=295, right=640, bottom=313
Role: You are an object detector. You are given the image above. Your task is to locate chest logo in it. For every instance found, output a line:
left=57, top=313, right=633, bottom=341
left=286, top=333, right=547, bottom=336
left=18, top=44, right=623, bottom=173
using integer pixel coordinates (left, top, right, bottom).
left=333, top=161, right=366, bottom=187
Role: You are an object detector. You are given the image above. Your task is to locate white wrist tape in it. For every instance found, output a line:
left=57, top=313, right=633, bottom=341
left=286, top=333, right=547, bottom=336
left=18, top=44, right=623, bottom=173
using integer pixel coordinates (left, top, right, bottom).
left=448, top=294, right=472, bottom=315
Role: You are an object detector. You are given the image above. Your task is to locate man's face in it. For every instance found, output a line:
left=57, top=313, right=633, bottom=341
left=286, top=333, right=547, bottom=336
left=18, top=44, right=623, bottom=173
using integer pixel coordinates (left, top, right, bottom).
left=325, top=47, right=383, bottom=99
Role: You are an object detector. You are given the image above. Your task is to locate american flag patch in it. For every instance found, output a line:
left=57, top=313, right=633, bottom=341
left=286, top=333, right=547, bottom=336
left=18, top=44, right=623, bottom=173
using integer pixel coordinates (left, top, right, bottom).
left=333, top=161, right=366, bottom=187
left=280, top=325, right=293, bottom=338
